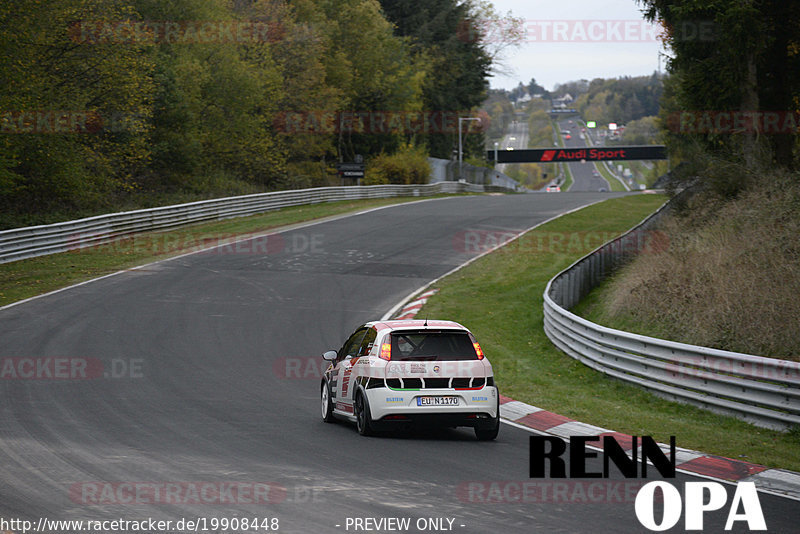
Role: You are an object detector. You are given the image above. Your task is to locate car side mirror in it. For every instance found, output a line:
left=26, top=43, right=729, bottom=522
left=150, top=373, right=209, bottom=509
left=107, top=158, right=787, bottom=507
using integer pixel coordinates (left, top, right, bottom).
left=322, top=350, right=337, bottom=361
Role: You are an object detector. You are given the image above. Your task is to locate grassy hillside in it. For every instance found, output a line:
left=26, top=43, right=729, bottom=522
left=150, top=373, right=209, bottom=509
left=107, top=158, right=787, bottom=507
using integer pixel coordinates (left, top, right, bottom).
left=576, top=172, right=800, bottom=361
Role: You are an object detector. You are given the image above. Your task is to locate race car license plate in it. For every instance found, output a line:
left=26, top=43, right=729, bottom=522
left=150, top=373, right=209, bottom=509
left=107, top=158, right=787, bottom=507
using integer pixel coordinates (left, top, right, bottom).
left=417, top=396, right=459, bottom=406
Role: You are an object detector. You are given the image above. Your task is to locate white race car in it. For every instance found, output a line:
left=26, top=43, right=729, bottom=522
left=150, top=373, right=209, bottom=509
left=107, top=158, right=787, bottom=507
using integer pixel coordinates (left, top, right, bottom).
left=320, top=320, right=500, bottom=440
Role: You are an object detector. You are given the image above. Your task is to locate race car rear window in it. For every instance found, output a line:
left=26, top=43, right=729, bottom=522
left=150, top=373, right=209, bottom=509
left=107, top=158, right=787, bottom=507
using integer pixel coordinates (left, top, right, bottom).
left=389, top=331, right=478, bottom=361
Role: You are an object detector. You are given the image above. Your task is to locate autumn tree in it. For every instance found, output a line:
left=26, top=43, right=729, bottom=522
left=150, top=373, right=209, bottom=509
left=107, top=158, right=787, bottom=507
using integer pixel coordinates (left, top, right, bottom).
left=0, top=0, right=507, bottom=226
left=0, top=0, right=154, bottom=224
left=639, top=0, right=800, bottom=172
left=379, top=0, right=510, bottom=160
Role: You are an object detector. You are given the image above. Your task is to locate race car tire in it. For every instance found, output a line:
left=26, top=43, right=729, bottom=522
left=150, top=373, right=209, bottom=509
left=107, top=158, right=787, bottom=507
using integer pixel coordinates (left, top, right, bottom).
left=355, top=391, right=374, bottom=436
left=475, top=418, right=500, bottom=441
left=475, top=393, right=500, bottom=441
left=321, top=380, right=335, bottom=423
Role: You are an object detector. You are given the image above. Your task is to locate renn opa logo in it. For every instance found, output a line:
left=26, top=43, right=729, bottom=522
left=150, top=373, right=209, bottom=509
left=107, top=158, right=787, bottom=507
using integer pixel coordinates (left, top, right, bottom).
left=530, top=436, right=766, bottom=531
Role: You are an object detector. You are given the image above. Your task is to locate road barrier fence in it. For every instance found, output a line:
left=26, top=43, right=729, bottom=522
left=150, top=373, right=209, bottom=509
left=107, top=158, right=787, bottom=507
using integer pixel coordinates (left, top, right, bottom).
left=0, top=182, right=508, bottom=264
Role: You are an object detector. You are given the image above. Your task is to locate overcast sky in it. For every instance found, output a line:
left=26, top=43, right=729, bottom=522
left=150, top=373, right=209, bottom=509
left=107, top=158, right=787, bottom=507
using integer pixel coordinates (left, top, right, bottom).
left=486, top=0, right=668, bottom=91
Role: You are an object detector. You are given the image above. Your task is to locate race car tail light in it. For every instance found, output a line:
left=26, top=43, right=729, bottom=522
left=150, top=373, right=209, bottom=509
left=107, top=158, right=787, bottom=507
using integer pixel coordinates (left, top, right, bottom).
left=379, top=343, right=392, bottom=361
left=453, top=377, right=486, bottom=391
left=473, top=342, right=484, bottom=360
left=383, top=415, right=409, bottom=420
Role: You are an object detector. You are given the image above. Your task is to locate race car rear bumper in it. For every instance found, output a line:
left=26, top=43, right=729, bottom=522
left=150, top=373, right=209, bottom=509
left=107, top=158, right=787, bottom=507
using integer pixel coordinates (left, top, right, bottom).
left=365, top=386, right=499, bottom=427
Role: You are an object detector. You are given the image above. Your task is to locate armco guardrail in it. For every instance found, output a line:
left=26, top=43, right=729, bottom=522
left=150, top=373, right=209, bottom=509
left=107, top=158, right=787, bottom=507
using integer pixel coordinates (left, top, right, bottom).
left=543, top=195, right=800, bottom=431
left=0, top=181, right=500, bottom=264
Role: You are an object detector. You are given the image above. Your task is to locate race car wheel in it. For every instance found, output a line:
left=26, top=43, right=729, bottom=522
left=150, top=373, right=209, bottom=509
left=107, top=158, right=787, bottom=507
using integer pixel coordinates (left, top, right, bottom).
left=475, top=393, right=500, bottom=441
left=321, top=380, right=334, bottom=423
left=475, top=417, right=500, bottom=441
left=354, top=391, right=374, bottom=436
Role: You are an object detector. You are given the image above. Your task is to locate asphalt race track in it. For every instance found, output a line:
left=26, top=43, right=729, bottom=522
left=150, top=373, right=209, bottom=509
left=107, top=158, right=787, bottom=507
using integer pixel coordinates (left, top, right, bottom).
left=559, top=119, right=610, bottom=192
left=1, top=194, right=797, bottom=533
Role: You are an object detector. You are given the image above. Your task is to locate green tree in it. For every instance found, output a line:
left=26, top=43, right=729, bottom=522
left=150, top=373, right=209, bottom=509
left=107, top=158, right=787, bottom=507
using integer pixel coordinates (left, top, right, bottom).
left=269, top=0, right=344, bottom=186
left=527, top=77, right=550, bottom=99
left=379, top=0, right=513, bottom=159
left=575, top=75, right=663, bottom=126
left=135, top=0, right=287, bottom=191
left=0, top=0, right=154, bottom=223
left=639, top=0, right=800, bottom=171
left=0, top=0, right=505, bottom=227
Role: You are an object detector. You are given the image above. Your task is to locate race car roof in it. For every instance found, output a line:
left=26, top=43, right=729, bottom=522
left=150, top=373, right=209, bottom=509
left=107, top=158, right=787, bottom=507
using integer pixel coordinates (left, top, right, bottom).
left=367, top=319, right=467, bottom=332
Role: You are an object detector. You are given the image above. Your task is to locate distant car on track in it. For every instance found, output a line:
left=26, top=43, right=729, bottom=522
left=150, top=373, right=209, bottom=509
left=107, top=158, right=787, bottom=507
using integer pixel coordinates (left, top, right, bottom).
left=320, top=320, right=500, bottom=440
left=546, top=184, right=561, bottom=193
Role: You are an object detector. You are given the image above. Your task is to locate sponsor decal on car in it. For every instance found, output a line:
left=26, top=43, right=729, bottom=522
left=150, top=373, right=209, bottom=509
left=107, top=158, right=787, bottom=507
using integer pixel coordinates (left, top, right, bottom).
left=335, top=402, right=353, bottom=413
left=341, top=367, right=353, bottom=398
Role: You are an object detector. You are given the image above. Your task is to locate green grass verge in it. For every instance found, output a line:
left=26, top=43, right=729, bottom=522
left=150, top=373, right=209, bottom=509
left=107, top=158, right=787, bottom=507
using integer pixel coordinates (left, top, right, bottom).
left=560, top=162, right=574, bottom=191
left=0, top=195, right=455, bottom=307
left=416, top=194, right=800, bottom=471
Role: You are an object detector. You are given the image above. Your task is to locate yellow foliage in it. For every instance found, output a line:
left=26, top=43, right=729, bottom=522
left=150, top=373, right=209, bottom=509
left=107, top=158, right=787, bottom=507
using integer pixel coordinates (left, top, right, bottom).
left=365, top=144, right=430, bottom=185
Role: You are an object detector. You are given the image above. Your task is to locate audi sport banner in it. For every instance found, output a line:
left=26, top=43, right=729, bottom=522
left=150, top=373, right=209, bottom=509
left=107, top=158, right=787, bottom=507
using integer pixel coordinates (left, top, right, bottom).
left=488, top=146, right=667, bottom=163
